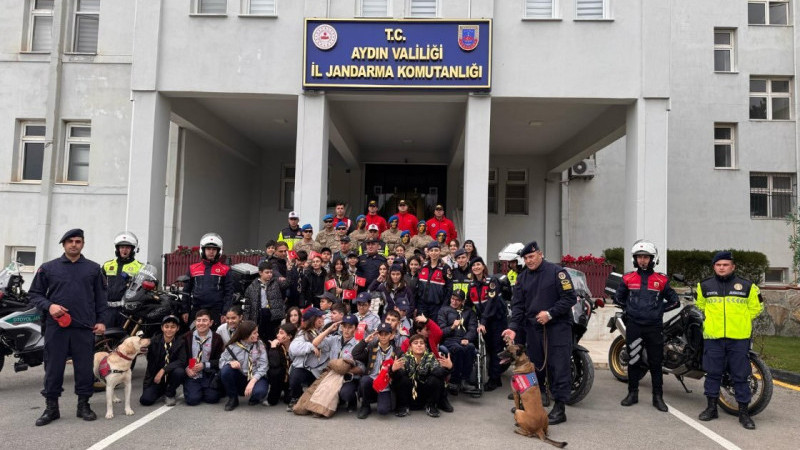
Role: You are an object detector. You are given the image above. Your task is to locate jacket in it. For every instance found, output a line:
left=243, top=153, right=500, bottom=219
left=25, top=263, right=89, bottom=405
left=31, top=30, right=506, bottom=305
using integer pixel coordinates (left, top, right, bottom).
left=509, top=260, right=576, bottom=331
left=267, top=343, right=290, bottom=384
left=143, top=332, right=187, bottom=388
left=382, top=228, right=403, bottom=252
left=452, top=265, right=472, bottom=296
left=315, top=228, right=338, bottom=250
left=220, top=340, right=268, bottom=381
left=352, top=339, right=398, bottom=376
left=396, top=212, right=419, bottom=236
left=300, top=268, right=327, bottom=309
left=375, top=282, right=416, bottom=313
left=289, top=331, right=336, bottom=377
left=615, top=269, right=679, bottom=326
left=293, top=239, right=320, bottom=256
left=416, top=261, right=453, bottom=307
left=102, top=258, right=144, bottom=304
left=469, top=276, right=508, bottom=326
left=244, top=277, right=288, bottom=322
left=409, top=234, right=433, bottom=254
left=349, top=229, right=369, bottom=248
left=356, top=253, right=387, bottom=287
left=393, top=350, right=449, bottom=383
left=696, top=274, right=763, bottom=339
left=426, top=216, right=457, bottom=243
left=183, top=330, right=224, bottom=377
left=185, top=260, right=233, bottom=312
left=365, top=213, right=388, bottom=236
left=437, top=305, right=478, bottom=345
left=278, top=226, right=303, bottom=250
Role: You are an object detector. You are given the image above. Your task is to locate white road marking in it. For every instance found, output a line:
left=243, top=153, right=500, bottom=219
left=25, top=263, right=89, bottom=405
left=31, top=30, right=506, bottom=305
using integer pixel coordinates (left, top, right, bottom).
left=666, top=402, right=743, bottom=450
left=86, top=405, right=173, bottom=450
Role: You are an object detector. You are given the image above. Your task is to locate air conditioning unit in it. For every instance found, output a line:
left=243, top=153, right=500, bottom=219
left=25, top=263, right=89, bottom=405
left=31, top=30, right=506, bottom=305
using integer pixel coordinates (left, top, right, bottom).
left=569, top=159, right=596, bottom=179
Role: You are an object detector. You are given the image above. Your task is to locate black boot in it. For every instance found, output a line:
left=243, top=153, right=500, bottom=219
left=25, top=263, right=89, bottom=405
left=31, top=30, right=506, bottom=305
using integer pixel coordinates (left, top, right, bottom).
left=35, top=398, right=60, bottom=426
left=76, top=395, right=97, bottom=421
left=698, top=396, right=718, bottom=421
left=652, top=394, right=668, bottom=412
left=548, top=400, right=567, bottom=425
left=541, top=390, right=551, bottom=407
left=224, top=396, right=239, bottom=411
left=738, top=402, right=755, bottom=430
left=621, top=390, right=638, bottom=407
left=438, top=394, right=454, bottom=413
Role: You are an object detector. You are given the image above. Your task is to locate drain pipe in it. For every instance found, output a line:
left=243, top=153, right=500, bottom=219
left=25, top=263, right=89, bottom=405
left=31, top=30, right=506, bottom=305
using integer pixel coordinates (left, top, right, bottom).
left=561, top=170, right=570, bottom=256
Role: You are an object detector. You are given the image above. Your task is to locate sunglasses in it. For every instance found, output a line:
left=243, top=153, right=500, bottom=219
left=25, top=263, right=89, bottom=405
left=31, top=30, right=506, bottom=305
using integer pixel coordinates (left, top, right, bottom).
left=303, top=230, right=313, bottom=233
left=324, top=220, right=333, bottom=223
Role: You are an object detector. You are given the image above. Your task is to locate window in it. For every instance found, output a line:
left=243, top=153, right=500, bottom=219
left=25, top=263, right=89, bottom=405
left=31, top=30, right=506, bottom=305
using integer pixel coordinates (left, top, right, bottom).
left=27, top=0, right=54, bottom=52
left=575, top=0, right=606, bottom=19
left=748, top=1, right=789, bottom=25
left=750, top=173, right=794, bottom=218
left=505, top=169, right=529, bottom=215
left=750, top=78, right=792, bottom=120
left=524, top=0, right=556, bottom=19
left=714, top=124, right=736, bottom=169
left=11, top=247, right=37, bottom=272
left=72, top=0, right=99, bottom=53
left=242, top=0, right=275, bottom=15
left=360, top=0, right=390, bottom=17
left=194, top=0, right=227, bottom=14
left=764, top=268, right=787, bottom=284
left=714, top=29, right=735, bottom=72
left=17, top=121, right=46, bottom=182
left=488, top=168, right=498, bottom=214
left=64, top=123, right=91, bottom=183
left=281, top=165, right=295, bottom=210
left=407, top=0, right=437, bottom=17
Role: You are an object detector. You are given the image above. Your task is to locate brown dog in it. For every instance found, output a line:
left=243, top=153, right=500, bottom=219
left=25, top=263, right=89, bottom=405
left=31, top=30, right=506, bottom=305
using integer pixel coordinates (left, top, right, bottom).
left=499, top=342, right=567, bottom=448
left=93, top=335, right=150, bottom=419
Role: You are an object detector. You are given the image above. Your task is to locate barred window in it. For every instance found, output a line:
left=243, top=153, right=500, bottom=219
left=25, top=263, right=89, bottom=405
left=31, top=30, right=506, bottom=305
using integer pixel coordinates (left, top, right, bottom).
left=750, top=173, right=794, bottom=218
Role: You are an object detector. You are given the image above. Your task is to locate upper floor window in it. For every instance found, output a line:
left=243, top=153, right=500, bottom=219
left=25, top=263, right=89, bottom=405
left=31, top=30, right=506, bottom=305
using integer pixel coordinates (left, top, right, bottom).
left=488, top=168, right=498, bottom=214
left=27, top=0, right=54, bottom=52
left=360, top=0, right=390, bottom=17
left=505, top=169, right=529, bottom=215
left=72, top=0, right=99, bottom=54
left=714, top=124, right=736, bottom=169
left=750, top=77, right=792, bottom=120
left=243, top=0, right=275, bottom=15
left=748, top=1, right=789, bottom=25
left=17, top=121, right=46, bottom=182
left=64, top=123, right=91, bottom=183
left=281, top=165, right=295, bottom=210
left=750, top=172, right=794, bottom=218
left=714, top=29, right=735, bottom=72
left=524, top=0, right=556, bottom=19
left=195, top=0, right=227, bottom=14
left=575, top=0, right=607, bottom=20
left=407, top=0, right=437, bottom=17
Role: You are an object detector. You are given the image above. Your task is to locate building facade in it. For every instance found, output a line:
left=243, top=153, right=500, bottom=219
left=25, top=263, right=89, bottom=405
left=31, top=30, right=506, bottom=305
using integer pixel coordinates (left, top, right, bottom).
left=0, top=0, right=796, bottom=284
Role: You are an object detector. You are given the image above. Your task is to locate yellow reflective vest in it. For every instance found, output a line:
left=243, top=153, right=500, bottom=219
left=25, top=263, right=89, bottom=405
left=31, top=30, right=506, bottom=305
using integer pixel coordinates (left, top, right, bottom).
left=696, top=275, right=763, bottom=340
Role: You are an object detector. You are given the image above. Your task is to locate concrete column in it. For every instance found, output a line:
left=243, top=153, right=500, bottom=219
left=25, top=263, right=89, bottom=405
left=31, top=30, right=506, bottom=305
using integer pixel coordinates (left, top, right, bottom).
left=624, top=99, right=669, bottom=272
left=125, top=91, right=171, bottom=267
left=294, top=93, right=329, bottom=228
left=462, top=94, right=491, bottom=258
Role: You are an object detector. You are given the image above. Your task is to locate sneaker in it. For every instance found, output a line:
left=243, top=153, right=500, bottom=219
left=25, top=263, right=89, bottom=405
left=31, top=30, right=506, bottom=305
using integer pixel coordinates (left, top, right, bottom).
left=357, top=405, right=372, bottom=419
left=164, top=397, right=177, bottom=407
left=286, top=398, right=298, bottom=412
left=395, top=406, right=409, bottom=417
left=438, top=395, right=454, bottom=413
left=425, top=404, right=440, bottom=418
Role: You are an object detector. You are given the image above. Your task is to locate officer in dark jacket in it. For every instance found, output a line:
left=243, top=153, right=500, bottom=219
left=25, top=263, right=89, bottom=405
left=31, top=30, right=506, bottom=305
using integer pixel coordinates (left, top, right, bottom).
left=503, top=241, right=575, bottom=425
left=614, top=240, right=679, bottom=412
left=30, top=228, right=108, bottom=426
left=416, top=241, right=453, bottom=320
left=102, top=231, right=143, bottom=328
left=356, top=237, right=387, bottom=289
left=184, top=232, right=233, bottom=329
left=140, top=315, right=187, bottom=406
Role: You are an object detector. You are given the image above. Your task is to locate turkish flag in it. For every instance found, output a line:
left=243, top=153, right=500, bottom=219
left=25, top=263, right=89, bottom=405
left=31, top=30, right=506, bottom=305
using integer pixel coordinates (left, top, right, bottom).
left=355, top=276, right=366, bottom=287
left=325, top=279, right=336, bottom=290
left=342, top=289, right=357, bottom=300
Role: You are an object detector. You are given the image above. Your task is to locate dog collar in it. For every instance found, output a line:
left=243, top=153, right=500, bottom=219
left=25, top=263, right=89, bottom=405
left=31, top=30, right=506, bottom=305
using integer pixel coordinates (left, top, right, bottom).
left=115, top=349, right=134, bottom=361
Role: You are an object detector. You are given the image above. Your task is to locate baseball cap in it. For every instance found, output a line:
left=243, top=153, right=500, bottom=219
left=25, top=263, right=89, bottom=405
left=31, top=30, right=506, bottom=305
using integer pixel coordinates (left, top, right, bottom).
left=339, top=235, right=351, bottom=243
left=435, top=204, right=444, bottom=210
left=367, top=224, right=379, bottom=232
left=341, top=314, right=359, bottom=326
left=395, top=298, right=410, bottom=311
left=288, top=211, right=299, bottom=219
left=368, top=200, right=378, bottom=207
left=376, top=323, right=393, bottom=334
left=426, top=241, right=440, bottom=249
left=317, top=292, right=338, bottom=303
left=355, top=292, right=371, bottom=304
left=161, top=315, right=180, bottom=325
left=451, top=290, right=466, bottom=301
left=302, top=307, right=325, bottom=322
left=398, top=200, right=407, bottom=206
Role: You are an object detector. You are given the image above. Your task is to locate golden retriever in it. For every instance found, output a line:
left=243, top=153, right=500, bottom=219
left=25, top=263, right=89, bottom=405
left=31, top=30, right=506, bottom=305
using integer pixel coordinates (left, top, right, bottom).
left=93, top=335, right=150, bottom=419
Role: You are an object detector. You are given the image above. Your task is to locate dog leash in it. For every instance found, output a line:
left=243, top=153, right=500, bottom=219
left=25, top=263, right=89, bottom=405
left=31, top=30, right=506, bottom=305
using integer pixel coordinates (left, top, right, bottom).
left=542, top=323, right=551, bottom=396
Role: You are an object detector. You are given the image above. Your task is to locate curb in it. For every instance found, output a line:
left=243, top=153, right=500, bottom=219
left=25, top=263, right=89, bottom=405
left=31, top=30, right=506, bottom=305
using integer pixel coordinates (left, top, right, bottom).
left=771, top=368, right=800, bottom=386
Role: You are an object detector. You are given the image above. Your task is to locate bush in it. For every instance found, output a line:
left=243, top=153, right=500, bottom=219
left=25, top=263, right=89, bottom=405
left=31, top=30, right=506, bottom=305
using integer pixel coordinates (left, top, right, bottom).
left=601, top=248, right=769, bottom=285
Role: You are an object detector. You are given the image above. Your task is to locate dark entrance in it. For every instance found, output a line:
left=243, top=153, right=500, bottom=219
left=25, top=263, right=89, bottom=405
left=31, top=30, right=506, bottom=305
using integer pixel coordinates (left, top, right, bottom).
left=364, top=164, right=447, bottom=219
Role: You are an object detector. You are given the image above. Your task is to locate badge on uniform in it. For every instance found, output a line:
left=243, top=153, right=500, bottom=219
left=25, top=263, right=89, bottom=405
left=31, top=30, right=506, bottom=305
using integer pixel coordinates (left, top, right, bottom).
left=489, top=281, right=496, bottom=290
left=561, top=279, right=573, bottom=290
left=557, top=272, right=566, bottom=280
left=734, top=283, right=742, bottom=291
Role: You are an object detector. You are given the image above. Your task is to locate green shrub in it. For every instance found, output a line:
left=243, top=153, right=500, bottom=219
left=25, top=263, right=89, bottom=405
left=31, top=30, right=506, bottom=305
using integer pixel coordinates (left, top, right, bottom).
left=601, top=248, right=768, bottom=285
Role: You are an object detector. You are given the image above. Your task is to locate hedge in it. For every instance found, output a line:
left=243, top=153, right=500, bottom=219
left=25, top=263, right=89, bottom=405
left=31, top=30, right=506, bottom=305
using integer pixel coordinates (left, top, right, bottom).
left=602, top=248, right=769, bottom=285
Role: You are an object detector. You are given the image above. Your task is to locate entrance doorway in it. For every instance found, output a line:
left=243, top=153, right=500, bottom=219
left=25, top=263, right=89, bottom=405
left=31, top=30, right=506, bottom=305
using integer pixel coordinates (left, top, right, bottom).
left=364, top=164, right=447, bottom=220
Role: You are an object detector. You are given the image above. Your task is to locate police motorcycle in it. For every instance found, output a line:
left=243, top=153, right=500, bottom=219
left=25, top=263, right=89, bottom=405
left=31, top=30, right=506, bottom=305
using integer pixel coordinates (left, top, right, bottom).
left=606, top=273, right=773, bottom=416
left=0, top=261, right=44, bottom=373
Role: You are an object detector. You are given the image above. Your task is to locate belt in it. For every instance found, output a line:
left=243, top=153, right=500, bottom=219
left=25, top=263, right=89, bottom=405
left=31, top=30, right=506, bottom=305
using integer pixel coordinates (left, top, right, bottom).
left=108, top=301, right=124, bottom=308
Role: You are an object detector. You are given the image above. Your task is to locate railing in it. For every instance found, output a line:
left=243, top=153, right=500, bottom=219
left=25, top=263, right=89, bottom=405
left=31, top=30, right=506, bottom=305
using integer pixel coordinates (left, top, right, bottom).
left=162, top=254, right=263, bottom=285
left=561, top=263, right=614, bottom=298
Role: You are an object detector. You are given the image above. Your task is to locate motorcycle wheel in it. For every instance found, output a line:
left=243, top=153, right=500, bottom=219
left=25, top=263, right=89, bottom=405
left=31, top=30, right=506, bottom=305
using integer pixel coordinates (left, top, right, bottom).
left=608, top=335, right=629, bottom=382
left=718, top=353, right=773, bottom=417
left=567, top=349, right=594, bottom=405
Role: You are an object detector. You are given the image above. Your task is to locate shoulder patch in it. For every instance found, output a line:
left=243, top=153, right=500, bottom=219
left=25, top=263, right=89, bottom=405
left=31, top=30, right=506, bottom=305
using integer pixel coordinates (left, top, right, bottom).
left=561, top=279, right=573, bottom=290
left=558, top=272, right=566, bottom=280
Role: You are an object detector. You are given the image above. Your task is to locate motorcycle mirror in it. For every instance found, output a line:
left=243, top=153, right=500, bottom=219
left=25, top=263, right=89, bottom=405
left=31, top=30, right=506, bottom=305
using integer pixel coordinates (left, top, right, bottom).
left=594, top=298, right=605, bottom=308
left=672, top=273, right=686, bottom=283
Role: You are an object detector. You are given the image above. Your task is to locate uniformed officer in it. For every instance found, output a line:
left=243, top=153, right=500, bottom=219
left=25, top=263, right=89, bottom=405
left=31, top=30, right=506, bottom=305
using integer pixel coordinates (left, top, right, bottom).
left=502, top=241, right=576, bottom=425
left=410, top=221, right=433, bottom=253
left=614, top=240, right=679, bottom=412
left=451, top=248, right=471, bottom=296
left=416, top=241, right=453, bottom=320
left=184, top=232, right=233, bottom=328
left=30, top=228, right=108, bottom=426
left=277, top=211, right=303, bottom=250
left=356, top=238, right=388, bottom=288
left=696, top=251, right=763, bottom=430
left=382, top=215, right=403, bottom=252
left=102, top=231, right=144, bottom=329
left=315, top=214, right=338, bottom=249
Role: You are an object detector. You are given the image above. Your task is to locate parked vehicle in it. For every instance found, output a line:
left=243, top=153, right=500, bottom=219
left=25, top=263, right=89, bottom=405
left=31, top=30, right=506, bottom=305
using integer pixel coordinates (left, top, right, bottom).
left=565, top=268, right=604, bottom=405
left=0, top=262, right=44, bottom=374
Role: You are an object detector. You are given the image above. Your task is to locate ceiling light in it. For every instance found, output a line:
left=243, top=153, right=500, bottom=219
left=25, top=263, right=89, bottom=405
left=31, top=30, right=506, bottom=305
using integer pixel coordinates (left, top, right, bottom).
left=528, top=121, right=543, bottom=127
left=273, top=118, right=289, bottom=125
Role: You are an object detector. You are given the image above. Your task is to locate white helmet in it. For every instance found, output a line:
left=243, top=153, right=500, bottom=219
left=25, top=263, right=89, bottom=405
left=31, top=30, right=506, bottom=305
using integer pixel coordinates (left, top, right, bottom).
left=199, top=232, right=223, bottom=259
left=114, top=231, right=139, bottom=257
left=631, top=239, right=659, bottom=268
left=498, top=242, right=524, bottom=265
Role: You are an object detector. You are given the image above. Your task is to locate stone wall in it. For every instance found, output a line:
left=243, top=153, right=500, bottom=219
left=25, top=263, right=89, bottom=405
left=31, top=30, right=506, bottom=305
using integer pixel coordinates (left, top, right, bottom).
left=756, top=288, right=800, bottom=337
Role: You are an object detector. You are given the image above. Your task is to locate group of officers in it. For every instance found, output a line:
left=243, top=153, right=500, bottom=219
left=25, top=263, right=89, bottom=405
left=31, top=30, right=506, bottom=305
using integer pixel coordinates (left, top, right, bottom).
left=24, top=205, right=764, bottom=432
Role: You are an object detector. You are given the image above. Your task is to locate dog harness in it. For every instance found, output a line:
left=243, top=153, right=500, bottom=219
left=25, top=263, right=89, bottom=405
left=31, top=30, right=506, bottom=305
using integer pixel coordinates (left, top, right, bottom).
left=97, top=350, right=133, bottom=380
left=511, top=373, right=539, bottom=394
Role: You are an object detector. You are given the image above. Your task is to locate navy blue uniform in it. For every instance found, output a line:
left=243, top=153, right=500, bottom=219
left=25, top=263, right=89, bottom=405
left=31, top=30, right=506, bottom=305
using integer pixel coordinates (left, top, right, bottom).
left=509, top=260, right=576, bottom=402
left=30, top=254, right=108, bottom=399
left=185, top=260, right=233, bottom=326
left=356, top=253, right=387, bottom=289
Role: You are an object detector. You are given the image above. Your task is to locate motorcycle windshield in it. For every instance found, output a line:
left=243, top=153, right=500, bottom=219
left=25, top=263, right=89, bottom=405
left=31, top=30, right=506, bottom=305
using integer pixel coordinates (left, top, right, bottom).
left=0, top=262, right=22, bottom=290
left=564, top=268, right=591, bottom=297
left=124, top=263, right=159, bottom=300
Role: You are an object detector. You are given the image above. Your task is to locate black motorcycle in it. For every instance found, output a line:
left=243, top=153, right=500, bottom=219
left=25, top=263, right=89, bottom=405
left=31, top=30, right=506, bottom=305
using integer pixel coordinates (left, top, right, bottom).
left=606, top=273, right=773, bottom=416
left=0, top=262, right=44, bottom=373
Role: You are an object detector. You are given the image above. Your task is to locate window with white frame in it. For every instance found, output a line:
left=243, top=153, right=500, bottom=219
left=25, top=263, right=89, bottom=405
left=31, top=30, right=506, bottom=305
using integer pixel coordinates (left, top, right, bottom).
left=750, top=172, right=794, bottom=218
left=11, top=247, right=37, bottom=272
left=360, top=0, right=390, bottom=17
left=72, top=0, right=100, bottom=53
left=575, top=0, right=606, bottom=19
left=505, top=169, right=529, bottom=215
left=764, top=267, right=787, bottom=284
left=281, top=165, right=295, bottom=210
left=195, top=0, right=227, bottom=14
left=750, top=78, right=792, bottom=120
left=714, top=29, right=735, bottom=72
left=488, top=168, right=498, bottom=214
left=714, top=124, right=736, bottom=169
left=524, top=0, right=556, bottom=19
left=27, top=0, right=54, bottom=52
left=242, top=0, right=275, bottom=15
left=748, top=1, right=789, bottom=25
left=64, top=123, right=91, bottom=183
left=16, top=121, right=46, bottom=182
left=407, top=0, right=437, bottom=17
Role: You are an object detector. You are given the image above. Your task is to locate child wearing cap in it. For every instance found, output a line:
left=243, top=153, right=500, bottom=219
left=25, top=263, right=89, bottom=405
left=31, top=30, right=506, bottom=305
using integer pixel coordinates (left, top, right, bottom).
left=352, top=322, right=400, bottom=419
left=354, top=292, right=381, bottom=333
left=140, top=315, right=187, bottom=407
left=328, top=314, right=366, bottom=412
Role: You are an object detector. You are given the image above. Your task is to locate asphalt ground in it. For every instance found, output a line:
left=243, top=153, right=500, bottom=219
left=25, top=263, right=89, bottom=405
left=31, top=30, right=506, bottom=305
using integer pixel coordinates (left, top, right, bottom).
left=1, top=355, right=799, bottom=450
